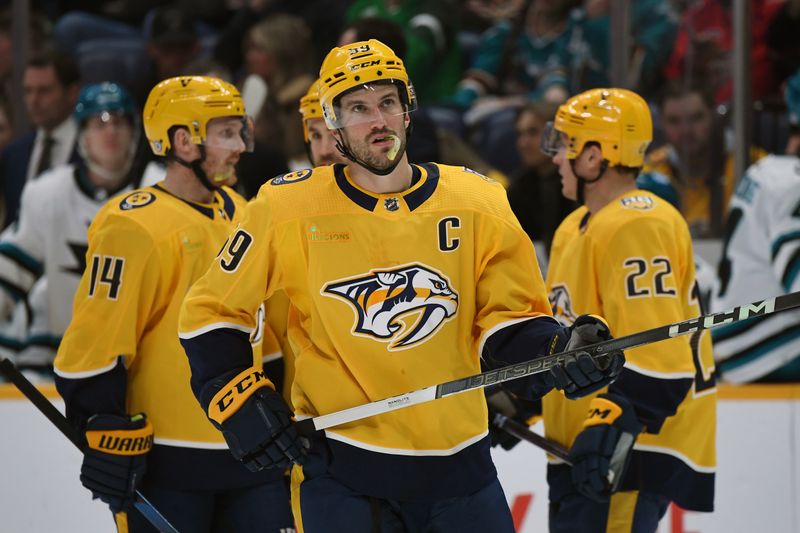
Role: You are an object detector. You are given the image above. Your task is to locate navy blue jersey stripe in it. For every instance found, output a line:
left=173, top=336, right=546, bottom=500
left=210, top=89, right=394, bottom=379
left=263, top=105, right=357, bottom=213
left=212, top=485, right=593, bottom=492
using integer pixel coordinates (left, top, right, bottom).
left=609, top=368, right=693, bottom=433
left=324, top=434, right=496, bottom=500
left=333, top=164, right=378, bottom=211
left=404, top=163, right=439, bottom=211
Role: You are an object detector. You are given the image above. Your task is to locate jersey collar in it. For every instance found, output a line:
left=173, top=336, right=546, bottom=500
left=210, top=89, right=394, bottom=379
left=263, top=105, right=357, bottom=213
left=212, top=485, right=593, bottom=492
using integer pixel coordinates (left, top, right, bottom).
left=152, top=183, right=236, bottom=220
left=333, top=163, right=440, bottom=212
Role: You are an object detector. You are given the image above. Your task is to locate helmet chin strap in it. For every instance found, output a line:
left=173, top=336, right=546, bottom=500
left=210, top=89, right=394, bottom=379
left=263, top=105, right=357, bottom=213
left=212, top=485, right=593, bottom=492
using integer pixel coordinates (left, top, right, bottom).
left=173, top=145, right=222, bottom=192
left=570, top=158, right=609, bottom=205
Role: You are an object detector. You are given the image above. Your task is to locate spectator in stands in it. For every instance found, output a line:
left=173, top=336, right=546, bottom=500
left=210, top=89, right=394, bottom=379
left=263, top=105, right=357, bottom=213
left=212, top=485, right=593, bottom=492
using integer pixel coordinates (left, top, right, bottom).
left=0, top=9, right=52, bottom=94
left=767, top=0, right=800, bottom=91
left=338, top=15, right=509, bottom=184
left=345, top=0, right=462, bottom=105
left=711, top=68, right=800, bottom=384
left=641, top=81, right=766, bottom=237
left=0, top=50, right=81, bottom=227
left=577, top=0, right=679, bottom=98
left=243, top=14, right=315, bottom=169
left=664, top=0, right=782, bottom=105
left=450, top=0, right=580, bottom=175
left=452, top=0, right=577, bottom=111
left=213, top=0, right=345, bottom=77
left=506, top=100, right=572, bottom=250
left=128, top=5, right=203, bottom=107
left=0, top=94, right=12, bottom=153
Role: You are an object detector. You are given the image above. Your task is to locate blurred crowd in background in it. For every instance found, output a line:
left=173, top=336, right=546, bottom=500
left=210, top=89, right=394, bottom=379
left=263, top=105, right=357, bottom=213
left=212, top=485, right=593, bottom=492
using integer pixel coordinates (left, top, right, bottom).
left=1, top=0, right=800, bottom=383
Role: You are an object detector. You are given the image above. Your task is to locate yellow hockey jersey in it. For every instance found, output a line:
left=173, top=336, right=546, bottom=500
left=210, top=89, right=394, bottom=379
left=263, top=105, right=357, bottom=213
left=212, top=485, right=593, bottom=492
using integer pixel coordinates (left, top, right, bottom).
left=54, top=184, right=284, bottom=490
left=544, top=189, right=716, bottom=511
left=179, top=163, right=560, bottom=499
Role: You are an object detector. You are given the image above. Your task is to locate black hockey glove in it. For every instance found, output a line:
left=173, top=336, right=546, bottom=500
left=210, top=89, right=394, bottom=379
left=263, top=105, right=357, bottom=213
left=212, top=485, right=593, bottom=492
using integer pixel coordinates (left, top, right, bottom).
left=545, top=315, right=625, bottom=399
left=485, top=385, right=542, bottom=450
left=568, top=393, right=643, bottom=502
left=81, top=413, right=152, bottom=513
left=203, top=367, right=308, bottom=472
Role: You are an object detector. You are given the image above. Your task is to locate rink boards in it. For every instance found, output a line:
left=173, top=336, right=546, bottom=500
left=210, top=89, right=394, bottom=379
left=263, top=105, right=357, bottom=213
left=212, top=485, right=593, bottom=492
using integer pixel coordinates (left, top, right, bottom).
left=0, top=384, right=798, bottom=533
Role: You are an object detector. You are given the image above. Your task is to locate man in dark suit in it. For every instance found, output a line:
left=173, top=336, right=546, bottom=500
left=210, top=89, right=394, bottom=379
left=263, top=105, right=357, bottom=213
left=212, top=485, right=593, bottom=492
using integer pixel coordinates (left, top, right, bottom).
left=0, top=50, right=81, bottom=227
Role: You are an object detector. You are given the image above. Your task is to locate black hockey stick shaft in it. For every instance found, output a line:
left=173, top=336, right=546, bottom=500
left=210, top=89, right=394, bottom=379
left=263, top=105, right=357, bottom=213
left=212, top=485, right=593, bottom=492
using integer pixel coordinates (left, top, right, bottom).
left=0, top=358, right=179, bottom=533
left=297, top=291, right=800, bottom=434
left=492, top=412, right=572, bottom=465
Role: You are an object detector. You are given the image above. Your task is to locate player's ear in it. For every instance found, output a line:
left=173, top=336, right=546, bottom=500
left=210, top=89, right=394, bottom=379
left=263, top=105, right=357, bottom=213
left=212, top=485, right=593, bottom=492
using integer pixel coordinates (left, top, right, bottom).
left=173, top=127, right=194, bottom=157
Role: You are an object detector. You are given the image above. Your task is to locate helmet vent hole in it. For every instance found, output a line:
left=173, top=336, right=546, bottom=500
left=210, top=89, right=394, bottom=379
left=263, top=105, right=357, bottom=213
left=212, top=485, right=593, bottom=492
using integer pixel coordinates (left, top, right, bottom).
left=377, top=70, right=383, bottom=76
left=355, top=76, right=361, bottom=81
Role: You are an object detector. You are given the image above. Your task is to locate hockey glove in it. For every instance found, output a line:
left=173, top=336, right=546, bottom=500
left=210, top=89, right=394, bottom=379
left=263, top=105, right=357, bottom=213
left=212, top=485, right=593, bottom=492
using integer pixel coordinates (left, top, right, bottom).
left=545, top=315, right=625, bottom=399
left=485, top=385, right=542, bottom=450
left=568, top=393, right=643, bottom=502
left=81, top=413, right=152, bottom=513
left=204, top=367, right=307, bottom=472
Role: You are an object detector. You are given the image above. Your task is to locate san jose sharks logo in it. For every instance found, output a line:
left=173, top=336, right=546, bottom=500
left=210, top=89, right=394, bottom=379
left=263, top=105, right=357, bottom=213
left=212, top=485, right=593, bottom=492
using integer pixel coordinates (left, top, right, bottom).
left=323, top=263, right=459, bottom=350
left=548, top=284, right=577, bottom=327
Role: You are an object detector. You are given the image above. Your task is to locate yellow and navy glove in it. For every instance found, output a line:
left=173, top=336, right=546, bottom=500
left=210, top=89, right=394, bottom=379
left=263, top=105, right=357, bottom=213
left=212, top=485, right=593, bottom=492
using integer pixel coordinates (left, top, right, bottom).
left=203, top=367, right=307, bottom=472
left=568, top=393, right=643, bottom=502
left=545, top=315, right=625, bottom=399
left=485, top=384, right=542, bottom=451
left=81, top=413, right=152, bottom=513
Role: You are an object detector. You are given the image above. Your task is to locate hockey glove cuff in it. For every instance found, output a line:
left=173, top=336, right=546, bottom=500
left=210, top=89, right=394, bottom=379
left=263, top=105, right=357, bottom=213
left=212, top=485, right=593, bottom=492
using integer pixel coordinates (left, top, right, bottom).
left=545, top=315, right=625, bottom=399
left=568, top=393, right=643, bottom=502
left=204, top=367, right=308, bottom=472
left=81, top=413, right=152, bottom=513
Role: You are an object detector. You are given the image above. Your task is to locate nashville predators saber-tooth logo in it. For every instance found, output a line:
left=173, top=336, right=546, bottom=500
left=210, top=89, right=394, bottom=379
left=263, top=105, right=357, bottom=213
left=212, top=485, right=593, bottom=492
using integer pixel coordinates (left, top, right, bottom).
left=323, top=263, right=459, bottom=350
left=549, top=284, right=577, bottom=327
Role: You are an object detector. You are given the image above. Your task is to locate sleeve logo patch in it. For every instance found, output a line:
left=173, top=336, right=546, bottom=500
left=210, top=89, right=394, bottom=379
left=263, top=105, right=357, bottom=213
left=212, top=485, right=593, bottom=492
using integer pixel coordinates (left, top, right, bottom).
left=271, top=169, right=312, bottom=186
left=119, top=191, right=156, bottom=210
left=620, top=195, right=654, bottom=210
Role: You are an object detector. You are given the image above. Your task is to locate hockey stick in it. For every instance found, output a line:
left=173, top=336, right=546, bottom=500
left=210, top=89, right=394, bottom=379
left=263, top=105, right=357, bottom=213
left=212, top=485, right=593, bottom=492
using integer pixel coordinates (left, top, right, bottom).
left=491, top=412, right=572, bottom=465
left=0, top=357, right=179, bottom=533
left=295, top=291, right=800, bottom=435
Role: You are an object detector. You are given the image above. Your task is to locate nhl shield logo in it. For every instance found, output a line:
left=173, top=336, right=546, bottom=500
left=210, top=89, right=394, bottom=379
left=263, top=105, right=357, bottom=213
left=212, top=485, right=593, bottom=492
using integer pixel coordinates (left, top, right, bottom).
left=384, top=197, right=400, bottom=212
left=323, top=263, right=459, bottom=350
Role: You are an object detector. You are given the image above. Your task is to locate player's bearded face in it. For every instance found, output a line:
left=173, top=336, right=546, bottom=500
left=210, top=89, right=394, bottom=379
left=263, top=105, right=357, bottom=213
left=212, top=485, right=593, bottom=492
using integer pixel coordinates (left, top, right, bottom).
left=337, top=85, right=408, bottom=171
left=308, top=118, right=346, bottom=166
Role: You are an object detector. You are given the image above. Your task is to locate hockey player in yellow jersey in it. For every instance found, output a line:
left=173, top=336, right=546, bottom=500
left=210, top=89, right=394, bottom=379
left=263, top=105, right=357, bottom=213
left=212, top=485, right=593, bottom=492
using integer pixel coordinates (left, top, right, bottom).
left=299, top=79, right=348, bottom=167
left=53, top=76, right=294, bottom=532
left=540, top=88, right=716, bottom=532
left=179, top=40, right=626, bottom=533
